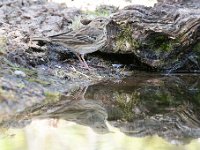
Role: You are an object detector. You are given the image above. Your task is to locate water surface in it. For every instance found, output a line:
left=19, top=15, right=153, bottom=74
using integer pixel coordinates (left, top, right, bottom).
left=0, top=73, right=200, bottom=150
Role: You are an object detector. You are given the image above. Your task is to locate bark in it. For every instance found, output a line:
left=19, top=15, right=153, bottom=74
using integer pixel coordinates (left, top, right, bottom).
left=104, top=0, right=200, bottom=72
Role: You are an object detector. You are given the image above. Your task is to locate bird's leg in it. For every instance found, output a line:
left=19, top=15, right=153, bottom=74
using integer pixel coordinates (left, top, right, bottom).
left=73, top=86, right=88, bottom=100
left=80, top=54, right=90, bottom=69
left=74, top=53, right=90, bottom=70
left=74, top=52, right=84, bottom=65
left=81, top=86, right=88, bottom=100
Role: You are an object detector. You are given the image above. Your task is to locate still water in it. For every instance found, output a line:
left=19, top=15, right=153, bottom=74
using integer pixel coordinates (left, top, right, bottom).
left=0, top=74, right=200, bottom=150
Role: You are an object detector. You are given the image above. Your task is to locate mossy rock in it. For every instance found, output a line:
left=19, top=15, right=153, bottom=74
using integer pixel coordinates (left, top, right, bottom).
left=144, top=33, right=179, bottom=54
left=193, top=42, right=200, bottom=53
left=44, top=91, right=61, bottom=103
left=115, top=24, right=140, bottom=53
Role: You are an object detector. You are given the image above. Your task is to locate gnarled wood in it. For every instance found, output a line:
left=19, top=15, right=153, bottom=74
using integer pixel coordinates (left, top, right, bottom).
left=104, top=1, right=200, bottom=72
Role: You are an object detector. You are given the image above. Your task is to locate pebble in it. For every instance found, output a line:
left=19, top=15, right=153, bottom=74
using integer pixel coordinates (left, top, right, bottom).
left=112, top=64, right=123, bottom=69
left=14, top=70, right=26, bottom=77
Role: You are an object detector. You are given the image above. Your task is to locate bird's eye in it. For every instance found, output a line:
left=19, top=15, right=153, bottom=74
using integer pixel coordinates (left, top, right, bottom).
left=99, top=20, right=103, bottom=22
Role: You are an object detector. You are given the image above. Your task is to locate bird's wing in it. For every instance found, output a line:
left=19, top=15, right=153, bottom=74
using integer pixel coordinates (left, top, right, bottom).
left=48, top=29, right=73, bottom=38
left=50, top=26, right=99, bottom=45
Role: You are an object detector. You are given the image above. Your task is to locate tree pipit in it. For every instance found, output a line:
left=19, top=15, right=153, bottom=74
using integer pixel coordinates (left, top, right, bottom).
left=32, top=17, right=110, bottom=70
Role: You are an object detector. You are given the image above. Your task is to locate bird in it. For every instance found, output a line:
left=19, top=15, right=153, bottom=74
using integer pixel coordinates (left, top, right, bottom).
left=31, top=17, right=110, bottom=69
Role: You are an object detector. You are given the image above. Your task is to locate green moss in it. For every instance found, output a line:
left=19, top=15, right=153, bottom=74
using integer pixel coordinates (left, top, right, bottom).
left=153, top=36, right=172, bottom=52
left=193, top=42, right=200, bottom=52
left=115, top=91, right=139, bottom=121
left=1, top=57, right=37, bottom=77
left=28, top=78, right=51, bottom=86
left=1, top=58, right=52, bottom=87
left=155, top=91, right=173, bottom=103
left=3, top=59, right=50, bottom=86
left=44, top=91, right=60, bottom=103
left=115, top=24, right=140, bottom=52
left=17, top=83, right=26, bottom=89
left=11, top=65, right=51, bottom=87
left=147, top=34, right=178, bottom=53
left=11, top=66, right=50, bottom=86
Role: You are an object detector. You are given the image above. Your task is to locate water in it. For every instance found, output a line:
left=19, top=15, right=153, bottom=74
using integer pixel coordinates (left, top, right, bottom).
left=0, top=73, right=200, bottom=150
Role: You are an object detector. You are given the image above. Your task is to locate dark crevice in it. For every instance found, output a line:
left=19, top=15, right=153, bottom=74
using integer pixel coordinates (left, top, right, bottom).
left=90, top=51, right=158, bottom=72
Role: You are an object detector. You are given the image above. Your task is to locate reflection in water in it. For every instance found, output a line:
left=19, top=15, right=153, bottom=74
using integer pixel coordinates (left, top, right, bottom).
left=0, top=74, right=200, bottom=149
left=85, top=74, right=200, bottom=142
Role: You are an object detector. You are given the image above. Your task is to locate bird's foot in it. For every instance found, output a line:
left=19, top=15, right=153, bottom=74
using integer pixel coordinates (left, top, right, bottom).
left=79, top=63, right=96, bottom=71
left=80, top=65, right=96, bottom=71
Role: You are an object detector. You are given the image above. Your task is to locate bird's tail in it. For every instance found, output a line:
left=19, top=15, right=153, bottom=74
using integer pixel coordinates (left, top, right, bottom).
left=31, top=36, right=51, bottom=42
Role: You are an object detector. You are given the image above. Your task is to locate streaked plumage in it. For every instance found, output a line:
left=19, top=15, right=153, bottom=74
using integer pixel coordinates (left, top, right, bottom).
left=32, top=17, right=110, bottom=69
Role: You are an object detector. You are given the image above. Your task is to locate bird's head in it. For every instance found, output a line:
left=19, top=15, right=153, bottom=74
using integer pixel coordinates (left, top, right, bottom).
left=89, top=17, right=111, bottom=29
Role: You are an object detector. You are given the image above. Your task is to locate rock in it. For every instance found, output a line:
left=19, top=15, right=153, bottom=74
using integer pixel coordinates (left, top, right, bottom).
left=14, top=70, right=26, bottom=77
left=103, top=2, right=200, bottom=72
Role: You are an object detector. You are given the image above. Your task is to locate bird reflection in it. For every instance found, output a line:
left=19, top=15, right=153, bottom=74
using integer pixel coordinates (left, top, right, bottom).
left=0, top=85, right=109, bottom=133
left=71, top=86, right=88, bottom=100
left=38, top=85, right=108, bottom=133
left=47, top=101, right=108, bottom=133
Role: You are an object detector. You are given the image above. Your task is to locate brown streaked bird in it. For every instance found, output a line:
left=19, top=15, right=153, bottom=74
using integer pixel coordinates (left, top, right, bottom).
left=31, top=17, right=110, bottom=69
